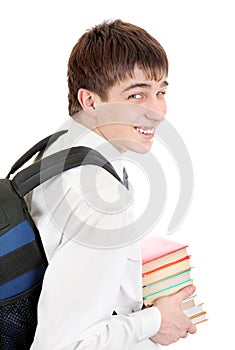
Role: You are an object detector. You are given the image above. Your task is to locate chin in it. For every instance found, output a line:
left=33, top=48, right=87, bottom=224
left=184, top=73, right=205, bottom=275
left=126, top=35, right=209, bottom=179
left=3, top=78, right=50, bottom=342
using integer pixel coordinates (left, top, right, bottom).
left=115, top=140, right=153, bottom=154
left=129, top=143, right=153, bottom=154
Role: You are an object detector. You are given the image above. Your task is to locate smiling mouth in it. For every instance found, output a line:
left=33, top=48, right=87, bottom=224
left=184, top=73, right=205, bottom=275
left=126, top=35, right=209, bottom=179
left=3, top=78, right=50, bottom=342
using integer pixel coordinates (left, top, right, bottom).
left=134, top=126, right=155, bottom=136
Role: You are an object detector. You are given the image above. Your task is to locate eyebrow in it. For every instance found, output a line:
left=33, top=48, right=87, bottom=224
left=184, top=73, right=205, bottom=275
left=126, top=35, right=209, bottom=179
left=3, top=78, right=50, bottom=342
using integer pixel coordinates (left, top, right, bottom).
left=121, top=80, right=168, bottom=93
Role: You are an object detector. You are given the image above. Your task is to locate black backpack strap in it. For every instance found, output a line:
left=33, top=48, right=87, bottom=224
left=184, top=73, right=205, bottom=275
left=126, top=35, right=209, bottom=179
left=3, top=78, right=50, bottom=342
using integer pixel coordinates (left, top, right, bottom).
left=12, top=146, right=123, bottom=198
left=6, top=130, right=68, bottom=179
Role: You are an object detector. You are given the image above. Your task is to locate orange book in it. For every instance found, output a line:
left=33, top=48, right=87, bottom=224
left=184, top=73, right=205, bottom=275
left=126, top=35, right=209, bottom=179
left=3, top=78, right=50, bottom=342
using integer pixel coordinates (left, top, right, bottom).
left=142, top=257, right=192, bottom=286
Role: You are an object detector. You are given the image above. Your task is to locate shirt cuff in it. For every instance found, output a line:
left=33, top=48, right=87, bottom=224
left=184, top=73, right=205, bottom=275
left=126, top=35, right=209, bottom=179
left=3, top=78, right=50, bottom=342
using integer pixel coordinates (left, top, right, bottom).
left=130, top=306, right=162, bottom=342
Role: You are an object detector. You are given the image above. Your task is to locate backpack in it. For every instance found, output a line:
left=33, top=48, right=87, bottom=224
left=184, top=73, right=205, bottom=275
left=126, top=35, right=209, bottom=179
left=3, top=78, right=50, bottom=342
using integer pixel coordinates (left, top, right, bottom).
left=0, top=130, right=122, bottom=350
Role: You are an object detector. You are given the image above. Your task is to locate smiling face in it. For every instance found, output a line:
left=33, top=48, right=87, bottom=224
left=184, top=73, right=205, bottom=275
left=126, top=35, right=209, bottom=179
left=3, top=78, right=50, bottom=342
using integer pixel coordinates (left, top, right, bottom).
left=77, top=67, right=168, bottom=154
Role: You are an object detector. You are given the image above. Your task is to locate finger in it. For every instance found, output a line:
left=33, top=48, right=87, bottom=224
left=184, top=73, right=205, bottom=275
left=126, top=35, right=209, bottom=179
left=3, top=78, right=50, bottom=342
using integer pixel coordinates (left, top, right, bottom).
left=174, top=284, right=196, bottom=303
left=181, top=331, right=189, bottom=339
left=188, top=324, right=197, bottom=334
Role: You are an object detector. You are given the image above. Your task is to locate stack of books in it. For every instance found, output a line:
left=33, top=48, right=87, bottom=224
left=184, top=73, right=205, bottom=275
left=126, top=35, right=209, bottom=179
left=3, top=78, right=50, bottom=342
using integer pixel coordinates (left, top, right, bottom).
left=140, top=236, right=207, bottom=325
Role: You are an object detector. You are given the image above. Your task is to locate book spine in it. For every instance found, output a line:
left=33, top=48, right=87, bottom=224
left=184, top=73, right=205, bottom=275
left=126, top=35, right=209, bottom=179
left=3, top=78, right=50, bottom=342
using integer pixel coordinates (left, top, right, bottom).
left=143, top=279, right=193, bottom=300
left=142, top=255, right=191, bottom=276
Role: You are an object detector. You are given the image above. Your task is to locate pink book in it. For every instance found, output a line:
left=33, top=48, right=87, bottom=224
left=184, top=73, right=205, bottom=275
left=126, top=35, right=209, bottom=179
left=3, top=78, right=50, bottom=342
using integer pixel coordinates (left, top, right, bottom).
left=140, top=236, right=189, bottom=275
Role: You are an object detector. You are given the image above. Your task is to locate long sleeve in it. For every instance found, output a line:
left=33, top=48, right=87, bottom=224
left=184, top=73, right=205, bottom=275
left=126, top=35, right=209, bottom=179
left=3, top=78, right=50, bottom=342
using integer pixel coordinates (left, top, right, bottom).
left=30, top=135, right=162, bottom=349
left=31, top=240, right=161, bottom=349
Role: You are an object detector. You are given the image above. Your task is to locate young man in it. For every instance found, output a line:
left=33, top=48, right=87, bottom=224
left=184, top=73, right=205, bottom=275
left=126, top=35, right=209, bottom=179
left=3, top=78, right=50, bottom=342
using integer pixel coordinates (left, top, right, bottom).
left=30, top=20, right=196, bottom=349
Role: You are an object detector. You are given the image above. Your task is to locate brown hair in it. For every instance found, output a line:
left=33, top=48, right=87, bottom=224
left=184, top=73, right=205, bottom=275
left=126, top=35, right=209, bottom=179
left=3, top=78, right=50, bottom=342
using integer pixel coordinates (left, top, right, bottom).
left=67, top=19, right=168, bottom=116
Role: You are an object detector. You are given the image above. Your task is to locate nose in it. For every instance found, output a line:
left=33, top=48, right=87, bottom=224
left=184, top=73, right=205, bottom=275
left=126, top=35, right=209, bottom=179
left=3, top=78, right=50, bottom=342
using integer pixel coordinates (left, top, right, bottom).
left=144, top=98, right=167, bottom=122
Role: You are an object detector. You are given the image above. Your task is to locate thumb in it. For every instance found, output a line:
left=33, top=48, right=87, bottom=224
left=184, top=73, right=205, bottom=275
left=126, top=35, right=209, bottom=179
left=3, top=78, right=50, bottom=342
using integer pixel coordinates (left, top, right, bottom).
left=174, top=284, right=196, bottom=304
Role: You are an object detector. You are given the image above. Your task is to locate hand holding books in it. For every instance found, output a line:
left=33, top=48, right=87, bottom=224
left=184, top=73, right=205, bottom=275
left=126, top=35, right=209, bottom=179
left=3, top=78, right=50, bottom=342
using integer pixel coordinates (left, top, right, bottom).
left=150, top=284, right=197, bottom=346
left=140, top=236, right=208, bottom=325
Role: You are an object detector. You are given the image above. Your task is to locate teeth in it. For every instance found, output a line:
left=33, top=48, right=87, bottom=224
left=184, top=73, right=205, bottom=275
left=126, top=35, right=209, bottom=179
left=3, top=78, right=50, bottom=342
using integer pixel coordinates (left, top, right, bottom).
left=135, top=127, right=155, bottom=135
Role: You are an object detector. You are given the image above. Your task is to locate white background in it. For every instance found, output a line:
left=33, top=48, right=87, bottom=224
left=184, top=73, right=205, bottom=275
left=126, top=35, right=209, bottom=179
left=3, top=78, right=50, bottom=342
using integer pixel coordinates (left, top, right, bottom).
left=0, top=1, right=234, bottom=348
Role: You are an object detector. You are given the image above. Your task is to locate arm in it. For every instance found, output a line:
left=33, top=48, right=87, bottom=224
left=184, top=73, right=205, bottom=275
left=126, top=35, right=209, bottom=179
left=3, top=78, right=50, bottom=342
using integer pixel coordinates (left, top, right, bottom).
left=31, top=240, right=161, bottom=349
left=30, top=168, right=162, bottom=349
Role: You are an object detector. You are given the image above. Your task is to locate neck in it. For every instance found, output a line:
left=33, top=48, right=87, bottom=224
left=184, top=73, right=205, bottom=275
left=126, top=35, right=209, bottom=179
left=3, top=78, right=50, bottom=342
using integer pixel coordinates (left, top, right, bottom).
left=73, top=111, right=125, bottom=155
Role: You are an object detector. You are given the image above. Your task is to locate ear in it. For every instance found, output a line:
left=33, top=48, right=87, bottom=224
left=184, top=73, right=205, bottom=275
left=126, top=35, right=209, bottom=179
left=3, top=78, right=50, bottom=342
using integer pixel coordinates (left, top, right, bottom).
left=77, top=88, right=98, bottom=116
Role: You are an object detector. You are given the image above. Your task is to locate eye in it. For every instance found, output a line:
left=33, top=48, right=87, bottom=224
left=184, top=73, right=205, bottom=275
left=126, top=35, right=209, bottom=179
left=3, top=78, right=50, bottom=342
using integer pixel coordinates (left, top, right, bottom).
left=128, top=93, right=142, bottom=100
left=156, top=89, right=167, bottom=96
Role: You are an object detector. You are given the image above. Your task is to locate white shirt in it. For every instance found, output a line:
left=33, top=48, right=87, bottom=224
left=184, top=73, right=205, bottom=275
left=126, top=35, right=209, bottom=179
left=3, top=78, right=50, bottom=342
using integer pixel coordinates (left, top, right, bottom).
left=30, top=118, right=161, bottom=349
